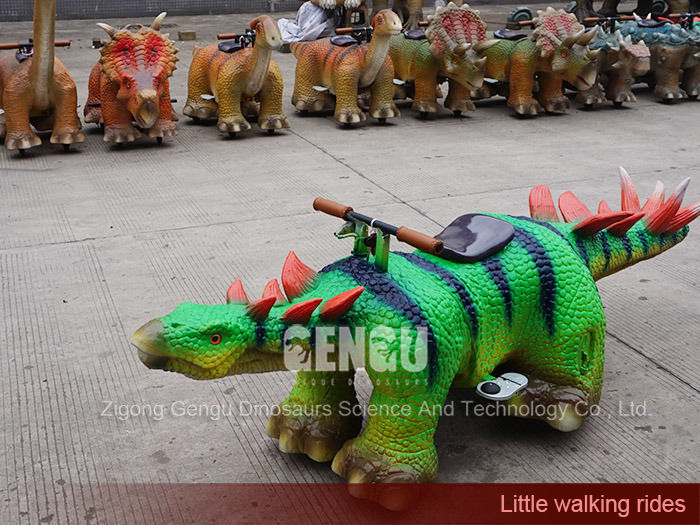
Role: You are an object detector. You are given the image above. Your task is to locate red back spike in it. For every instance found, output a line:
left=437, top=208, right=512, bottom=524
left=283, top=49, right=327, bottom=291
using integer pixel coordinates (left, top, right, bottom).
left=281, top=251, right=319, bottom=300
left=558, top=191, right=593, bottom=223
left=598, top=200, right=612, bottom=214
left=245, top=296, right=276, bottom=322
left=641, top=181, right=665, bottom=215
left=282, top=298, right=323, bottom=325
left=226, top=280, right=249, bottom=304
left=262, top=279, right=287, bottom=305
left=572, top=211, right=634, bottom=237
left=619, top=167, right=641, bottom=212
left=320, top=287, right=364, bottom=322
left=666, top=200, right=700, bottom=233
left=607, top=212, right=645, bottom=236
left=646, top=178, right=690, bottom=235
left=529, top=185, right=559, bottom=222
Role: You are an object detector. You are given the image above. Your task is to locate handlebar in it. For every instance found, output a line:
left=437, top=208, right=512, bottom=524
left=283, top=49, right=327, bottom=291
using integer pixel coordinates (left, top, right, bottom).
left=0, top=40, right=71, bottom=50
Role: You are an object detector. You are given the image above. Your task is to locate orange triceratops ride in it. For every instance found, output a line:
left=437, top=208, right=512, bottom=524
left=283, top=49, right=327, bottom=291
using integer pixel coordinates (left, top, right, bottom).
left=183, top=16, right=289, bottom=138
left=290, top=10, right=402, bottom=126
left=0, top=0, right=84, bottom=154
left=85, top=12, right=179, bottom=145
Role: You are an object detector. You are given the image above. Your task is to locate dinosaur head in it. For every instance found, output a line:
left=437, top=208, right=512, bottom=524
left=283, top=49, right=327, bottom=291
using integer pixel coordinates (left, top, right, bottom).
left=250, top=15, right=282, bottom=51
left=372, top=9, right=403, bottom=38
left=132, top=252, right=365, bottom=380
left=532, top=8, right=597, bottom=90
left=97, top=12, right=178, bottom=129
left=425, top=3, right=497, bottom=89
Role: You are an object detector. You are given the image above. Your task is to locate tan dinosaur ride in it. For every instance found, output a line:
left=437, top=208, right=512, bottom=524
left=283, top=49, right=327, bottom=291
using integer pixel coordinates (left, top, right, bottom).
left=0, top=0, right=83, bottom=154
left=372, top=0, right=425, bottom=30
left=290, top=10, right=402, bottom=125
left=183, top=16, right=289, bottom=138
left=85, top=13, right=179, bottom=144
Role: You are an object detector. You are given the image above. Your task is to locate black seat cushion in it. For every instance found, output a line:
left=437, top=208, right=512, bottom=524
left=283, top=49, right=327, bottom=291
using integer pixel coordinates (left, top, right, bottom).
left=494, top=28, right=528, bottom=40
left=218, top=40, right=243, bottom=53
left=434, top=214, right=515, bottom=263
left=404, top=29, right=427, bottom=40
left=637, top=19, right=670, bottom=28
left=331, top=35, right=358, bottom=46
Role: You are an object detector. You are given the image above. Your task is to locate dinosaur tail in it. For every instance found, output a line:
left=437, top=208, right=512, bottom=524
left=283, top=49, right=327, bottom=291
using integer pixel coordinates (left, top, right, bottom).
left=529, top=168, right=700, bottom=281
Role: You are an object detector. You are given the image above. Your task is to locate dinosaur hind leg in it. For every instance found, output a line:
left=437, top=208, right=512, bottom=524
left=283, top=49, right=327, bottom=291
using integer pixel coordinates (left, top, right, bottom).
left=0, top=75, right=5, bottom=139
left=84, top=62, right=103, bottom=124
left=50, top=65, right=85, bottom=147
left=3, top=73, right=42, bottom=151
left=183, top=50, right=219, bottom=120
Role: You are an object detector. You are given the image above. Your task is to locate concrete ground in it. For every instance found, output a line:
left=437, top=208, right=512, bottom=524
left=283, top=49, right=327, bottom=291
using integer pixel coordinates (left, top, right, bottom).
left=1, top=4, right=699, bottom=524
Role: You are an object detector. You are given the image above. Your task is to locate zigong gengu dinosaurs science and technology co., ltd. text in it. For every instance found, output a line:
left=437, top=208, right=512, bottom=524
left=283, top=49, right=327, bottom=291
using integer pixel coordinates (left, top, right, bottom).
left=100, top=398, right=650, bottom=422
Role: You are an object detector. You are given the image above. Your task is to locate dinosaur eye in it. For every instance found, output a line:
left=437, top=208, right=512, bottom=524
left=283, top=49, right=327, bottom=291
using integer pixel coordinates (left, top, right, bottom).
left=210, top=334, right=222, bottom=345
left=560, top=50, right=569, bottom=58
left=125, top=81, right=131, bottom=89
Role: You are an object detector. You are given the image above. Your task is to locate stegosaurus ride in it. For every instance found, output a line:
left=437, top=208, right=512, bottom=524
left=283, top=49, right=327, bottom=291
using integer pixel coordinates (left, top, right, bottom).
left=477, top=7, right=598, bottom=115
left=576, top=27, right=651, bottom=109
left=132, top=168, right=699, bottom=496
left=290, top=10, right=402, bottom=125
left=183, top=16, right=290, bottom=137
left=0, top=0, right=84, bottom=153
left=618, top=18, right=700, bottom=101
left=388, top=3, right=498, bottom=117
left=85, top=13, right=179, bottom=144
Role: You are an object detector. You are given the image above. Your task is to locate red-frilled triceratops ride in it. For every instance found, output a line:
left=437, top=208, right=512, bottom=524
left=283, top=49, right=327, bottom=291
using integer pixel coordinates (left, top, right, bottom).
left=182, top=16, right=289, bottom=138
left=84, top=13, right=179, bottom=144
left=132, top=167, right=699, bottom=504
left=0, top=0, right=84, bottom=154
left=475, top=8, right=599, bottom=116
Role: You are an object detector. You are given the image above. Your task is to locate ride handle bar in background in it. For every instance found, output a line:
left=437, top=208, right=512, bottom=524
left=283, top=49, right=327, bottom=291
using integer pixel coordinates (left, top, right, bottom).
left=313, top=197, right=444, bottom=255
left=0, top=40, right=70, bottom=50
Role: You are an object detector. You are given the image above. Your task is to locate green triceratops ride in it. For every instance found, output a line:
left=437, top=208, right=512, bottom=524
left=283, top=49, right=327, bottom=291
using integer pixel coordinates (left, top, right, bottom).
left=132, top=169, right=699, bottom=495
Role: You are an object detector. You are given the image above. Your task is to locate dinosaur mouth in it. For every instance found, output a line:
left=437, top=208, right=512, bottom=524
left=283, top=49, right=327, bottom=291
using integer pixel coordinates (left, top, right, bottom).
left=576, top=75, right=592, bottom=89
left=135, top=101, right=159, bottom=129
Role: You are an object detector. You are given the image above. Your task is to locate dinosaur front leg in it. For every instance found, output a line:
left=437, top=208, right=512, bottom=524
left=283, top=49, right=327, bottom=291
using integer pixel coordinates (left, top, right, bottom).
left=537, top=72, right=570, bottom=113
left=145, top=79, right=178, bottom=140
left=575, top=75, right=606, bottom=108
left=84, top=62, right=103, bottom=124
left=266, top=370, right=362, bottom=462
left=367, top=63, right=400, bottom=122
left=444, top=79, right=477, bottom=115
left=100, top=76, right=142, bottom=143
left=334, top=70, right=366, bottom=124
left=506, top=60, right=541, bottom=115
left=681, top=63, right=700, bottom=100
left=332, top=385, right=444, bottom=487
left=216, top=72, right=251, bottom=135
left=3, top=76, right=42, bottom=151
left=183, top=51, right=219, bottom=120
left=403, top=0, right=423, bottom=30
left=257, top=62, right=290, bottom=132
left=49, top=67, right=85, bottom=147
left=411, top=72, right=442, bottom=116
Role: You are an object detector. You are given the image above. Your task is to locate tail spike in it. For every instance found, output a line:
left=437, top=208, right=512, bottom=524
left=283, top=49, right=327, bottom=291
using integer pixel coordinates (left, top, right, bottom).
left=320, top=287, right=364, bottom=322
left=666, top=200, right=700, bottom=233
left=573, top=211, right=634, bottom=237
left=226, top=280, right=249, bottom=304
left=598, top=200, right=612, bottom=214
left=558, top=191, right=593, bottom=223
left=246, top=296, right=277, bottom=322
left=281, top=252, right=319, bottom=300
left=282, top=298, right=323, bottom=325
left=529, top=185, right=559, bottom=222
left=619, top=167, right=641, bottom=212
left=262, top=279, right=287, bottom=305
left=641, top=181, right=665, bottom=215
left=607, top=212, right=645, bottom=236
left=646, top=178, right=690, bottom=235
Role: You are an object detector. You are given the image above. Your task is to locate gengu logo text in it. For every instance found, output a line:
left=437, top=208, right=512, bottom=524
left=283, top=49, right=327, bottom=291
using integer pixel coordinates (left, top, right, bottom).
left=283, top=325, right=429, bottom=373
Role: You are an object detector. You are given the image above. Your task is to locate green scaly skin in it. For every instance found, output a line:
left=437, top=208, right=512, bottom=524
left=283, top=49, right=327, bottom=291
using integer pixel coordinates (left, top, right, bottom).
left=132, top=204, right=692, bottom=491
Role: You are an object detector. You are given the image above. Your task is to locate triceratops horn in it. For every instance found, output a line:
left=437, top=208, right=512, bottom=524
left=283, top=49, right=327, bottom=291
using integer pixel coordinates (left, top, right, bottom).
left=96, top=23, right=117, bottom=38
left=226, top=279, right=249, bottom=304
left=151, top=11, right=167, bottom=30
left=587, top=49, right=600, bottom=60
left=476, top=56, right=487, bottom=67
left=562, top=28, right=585, bottom=48
left=455, top=43, right=472, bottom=55
left=577, top=29, right=595, bottom=46
left=473, top=39, right=498, bottom=53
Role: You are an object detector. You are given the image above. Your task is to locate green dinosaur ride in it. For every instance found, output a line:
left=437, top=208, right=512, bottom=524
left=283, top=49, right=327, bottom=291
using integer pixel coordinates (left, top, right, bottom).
left=132, top=169, right=699, bottom=492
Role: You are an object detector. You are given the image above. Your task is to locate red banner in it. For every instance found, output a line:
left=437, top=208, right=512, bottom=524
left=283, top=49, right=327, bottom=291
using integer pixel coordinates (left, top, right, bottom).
left=73, top=483, right=699, bottom=524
